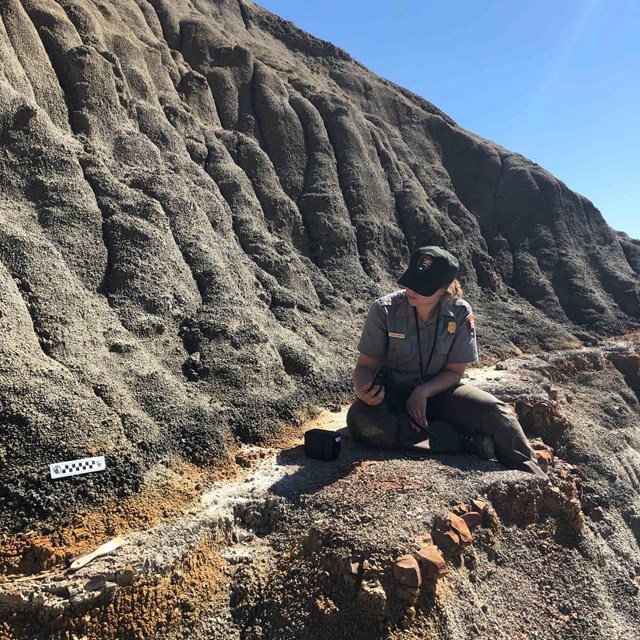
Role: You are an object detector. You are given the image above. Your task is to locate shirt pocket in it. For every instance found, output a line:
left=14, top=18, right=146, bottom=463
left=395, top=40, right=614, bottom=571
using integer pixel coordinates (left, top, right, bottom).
left=388, top=337, right=416, bottom=369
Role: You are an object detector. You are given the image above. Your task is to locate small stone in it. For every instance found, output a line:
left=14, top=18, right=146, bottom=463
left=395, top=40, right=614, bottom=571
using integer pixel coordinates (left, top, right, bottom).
left=84, top=575, right=106, bottom=592
left=461, top=512, right=483, bottom=529
left=471, top=499, right=488, bottom=514
left=449, top=513, right=473, bottom=543
left=359, top=578, right=387, bottom=609
left=433, top=528, right=460, bottom=551
left=115, top=565, right=135, bottom=586
left=43, top=584, right=69, bottom=598
left=393, top=555, right=422, bottom=588
left=535, top=449, right=553, bottom=470
left=414, top=546, right=448, bottom=579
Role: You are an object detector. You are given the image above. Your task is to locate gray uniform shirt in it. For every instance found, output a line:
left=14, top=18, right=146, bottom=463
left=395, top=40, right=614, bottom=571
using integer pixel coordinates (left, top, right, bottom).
left=357, top=290, right=478, bottom=392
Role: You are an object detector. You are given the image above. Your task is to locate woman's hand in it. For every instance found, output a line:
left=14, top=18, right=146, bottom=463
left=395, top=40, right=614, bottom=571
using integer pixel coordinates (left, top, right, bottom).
left=406, top=386, right=429, bottom=431
left=356, top=381, right=385, bottom=406
left=353, top=354, right=385, bottom=406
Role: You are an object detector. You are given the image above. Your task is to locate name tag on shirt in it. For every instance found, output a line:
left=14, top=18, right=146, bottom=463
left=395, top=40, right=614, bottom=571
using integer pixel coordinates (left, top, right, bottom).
left=388, top=332, right=405, bottom=339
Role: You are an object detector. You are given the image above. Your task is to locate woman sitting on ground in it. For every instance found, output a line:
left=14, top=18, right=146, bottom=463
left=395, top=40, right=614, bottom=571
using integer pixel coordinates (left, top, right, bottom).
left=347, top=246, right=547, bottom=479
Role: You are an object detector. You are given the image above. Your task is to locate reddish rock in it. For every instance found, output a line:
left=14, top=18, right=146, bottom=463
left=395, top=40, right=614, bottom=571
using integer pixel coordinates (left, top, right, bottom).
left=461, top=511, right=483, bottom=529
left=432, top=526, right=460, bottom=551
left=449, top=513, right=473, bottom=543
left=471, top=499, right=488, bottom=514
left=393, top=555, right=422, bottom=588
left=535, top=449, right=553, bottom=470
left=454, top=503, right=470, bottom=515
left=415, top=546, right=448, bottom=579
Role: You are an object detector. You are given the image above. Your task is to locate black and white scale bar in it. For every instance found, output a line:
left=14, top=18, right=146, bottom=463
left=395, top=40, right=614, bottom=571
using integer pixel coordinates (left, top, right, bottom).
left=50, top=456, right=106, bottom=479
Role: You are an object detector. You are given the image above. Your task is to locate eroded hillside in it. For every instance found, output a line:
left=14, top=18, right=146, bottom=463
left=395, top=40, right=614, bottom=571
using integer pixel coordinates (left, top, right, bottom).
left=0, top=0, right=638, bottom=586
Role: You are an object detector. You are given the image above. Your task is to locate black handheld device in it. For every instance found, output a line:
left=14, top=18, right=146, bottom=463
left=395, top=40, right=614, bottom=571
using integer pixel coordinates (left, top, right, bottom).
left=367, top=368, right=389, bottom=396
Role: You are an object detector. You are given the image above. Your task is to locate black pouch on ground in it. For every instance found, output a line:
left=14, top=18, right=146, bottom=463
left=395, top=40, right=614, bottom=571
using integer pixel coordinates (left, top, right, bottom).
left=305, top=428, right=342, bottom=461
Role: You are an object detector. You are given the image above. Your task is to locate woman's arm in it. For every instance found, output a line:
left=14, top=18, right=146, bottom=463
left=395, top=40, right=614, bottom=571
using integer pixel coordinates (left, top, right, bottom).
left=353, top=352, right=386, bottom=406
left=406, top=363, right=465, bottom=429
left=420, top=363, right=465, bottom=397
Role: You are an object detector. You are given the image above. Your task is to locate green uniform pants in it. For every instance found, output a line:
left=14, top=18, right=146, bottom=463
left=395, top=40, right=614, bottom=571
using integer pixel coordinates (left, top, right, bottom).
left=347, top=383, right=546, bottom=479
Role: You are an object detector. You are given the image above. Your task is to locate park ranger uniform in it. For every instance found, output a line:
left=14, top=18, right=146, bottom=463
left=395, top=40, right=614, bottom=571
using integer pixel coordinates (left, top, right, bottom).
left=357, top=290, right=478, bottom=392
left=347, top=289, right=546, bottom=479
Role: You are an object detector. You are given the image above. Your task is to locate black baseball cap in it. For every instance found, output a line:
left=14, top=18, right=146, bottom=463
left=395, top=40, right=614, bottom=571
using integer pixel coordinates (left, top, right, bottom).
left=397, top=246, right=459, bottom=296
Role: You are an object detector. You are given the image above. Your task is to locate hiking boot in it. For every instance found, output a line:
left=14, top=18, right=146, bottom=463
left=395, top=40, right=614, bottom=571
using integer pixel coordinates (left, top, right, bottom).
left=459, top=431, right=495, bottom=460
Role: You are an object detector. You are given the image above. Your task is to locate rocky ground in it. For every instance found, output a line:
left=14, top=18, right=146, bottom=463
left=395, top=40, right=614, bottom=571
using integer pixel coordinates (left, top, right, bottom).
left=1, top=336, right=639, bottom=639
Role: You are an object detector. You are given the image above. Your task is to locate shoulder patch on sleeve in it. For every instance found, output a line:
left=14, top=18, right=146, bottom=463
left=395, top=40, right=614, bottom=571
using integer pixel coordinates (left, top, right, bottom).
left=467, top=315, right=476, bottom=330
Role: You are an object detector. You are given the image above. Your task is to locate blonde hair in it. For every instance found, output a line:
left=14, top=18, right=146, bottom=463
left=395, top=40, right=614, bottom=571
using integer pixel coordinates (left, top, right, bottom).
left=444, top=278, right=463, bottom=300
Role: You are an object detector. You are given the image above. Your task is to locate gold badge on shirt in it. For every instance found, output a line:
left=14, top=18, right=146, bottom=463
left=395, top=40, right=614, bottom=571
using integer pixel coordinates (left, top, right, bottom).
left=447, top=322, right=457, bottom=334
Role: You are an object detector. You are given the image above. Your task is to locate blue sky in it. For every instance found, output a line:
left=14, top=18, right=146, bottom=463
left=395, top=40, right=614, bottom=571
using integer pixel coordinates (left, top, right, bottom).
left=257, top=0, right=639, bottom=240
